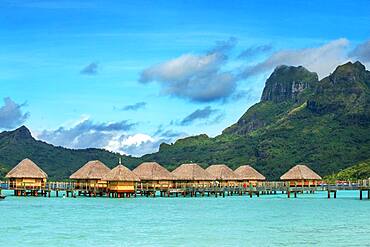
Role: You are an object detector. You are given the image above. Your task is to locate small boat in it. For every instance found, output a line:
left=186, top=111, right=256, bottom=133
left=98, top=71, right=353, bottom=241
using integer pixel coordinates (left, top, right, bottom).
left=0, top=195, right=6, bottom=200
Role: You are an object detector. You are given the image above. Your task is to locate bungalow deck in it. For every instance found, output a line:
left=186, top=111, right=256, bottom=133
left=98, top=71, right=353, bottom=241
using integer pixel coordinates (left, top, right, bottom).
left=1, top=179, right=369, bottom=199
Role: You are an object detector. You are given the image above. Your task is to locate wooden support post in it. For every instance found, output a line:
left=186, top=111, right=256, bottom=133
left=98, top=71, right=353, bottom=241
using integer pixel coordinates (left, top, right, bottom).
left=287, top=191, right=290, bottom=198
left=360, top=190, right=362, bottom=200
left=334, top=191, right=337, bottom=199
left=294, top=191, right=297, bottom=198
left=368, top=190, right=370, bottom=200
left=328, top=191, right=330, bottom=199
left=56, top=191, right=59, bottom=197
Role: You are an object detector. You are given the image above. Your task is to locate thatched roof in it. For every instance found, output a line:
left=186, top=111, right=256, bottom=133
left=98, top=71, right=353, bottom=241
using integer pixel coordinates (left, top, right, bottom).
left=133, top=162, right=176, bottom=181
left=234, top=165, right=266, bottom=181
left=70, top=160, right=111, bottom=180
left=172, top=163, right=215, bottom=181
left=5, top=158, right=47, bottom=179
left=280, top=164, right=322, bottom=180
left=103, top=164, right=140, bottom=182
left=205, top=164, right=239, bottom=181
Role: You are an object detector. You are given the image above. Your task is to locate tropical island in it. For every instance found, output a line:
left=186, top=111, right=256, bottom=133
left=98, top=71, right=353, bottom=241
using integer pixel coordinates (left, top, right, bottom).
left=0, top=61, right=369, bottom=181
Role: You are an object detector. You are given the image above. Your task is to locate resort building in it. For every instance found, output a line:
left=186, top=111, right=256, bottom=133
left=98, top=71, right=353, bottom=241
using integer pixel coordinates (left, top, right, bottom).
left=172, top=163, right=215, bottom=188
left=280, top=164, right=322, bottom=187
left=103, top=163, right=140, bottom=198
left=205, top=164, right=239, bottom=187
left=234, top=165, right=266, bottom=186
left=69, top=160, right=111, bottom=193
left=133, top=162, right=176, bottom=190
left=5, top=158, right=48, bottom=196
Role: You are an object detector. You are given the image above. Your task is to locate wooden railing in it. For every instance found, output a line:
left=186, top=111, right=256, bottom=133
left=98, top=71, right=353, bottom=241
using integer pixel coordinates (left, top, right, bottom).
left=0, top=179, right=369, bottom=192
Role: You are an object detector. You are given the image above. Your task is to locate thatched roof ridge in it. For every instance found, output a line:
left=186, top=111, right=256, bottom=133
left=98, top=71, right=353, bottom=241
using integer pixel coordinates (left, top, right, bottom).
left=234, top=165, right=266, bottom=180
left=70, top=160, right=111, bottom=180
left=103, top=164, right=140, bottom=182
left=206, top=164, right=239, bottom=180
left=133, top=162, right=176, bottom=181
left=172, top=163, right=215, bottom=181
left=280, top=164, right=322, bottom=180
left=5, top=158, right=47, bottom=179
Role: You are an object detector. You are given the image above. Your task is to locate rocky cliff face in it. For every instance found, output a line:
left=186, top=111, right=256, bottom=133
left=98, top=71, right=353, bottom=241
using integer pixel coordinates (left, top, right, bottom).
left=261, top=65, right=318, bottom=103
left=224, top=65, right=318, bottom=135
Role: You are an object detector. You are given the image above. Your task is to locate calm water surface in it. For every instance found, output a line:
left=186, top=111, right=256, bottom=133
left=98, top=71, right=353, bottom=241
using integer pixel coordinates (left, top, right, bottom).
left=1, top=190, right=369, bottom=247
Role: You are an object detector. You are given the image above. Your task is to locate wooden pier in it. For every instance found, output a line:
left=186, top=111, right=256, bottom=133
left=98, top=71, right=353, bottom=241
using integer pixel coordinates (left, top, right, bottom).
left=1, top=179, right=370, bottom=200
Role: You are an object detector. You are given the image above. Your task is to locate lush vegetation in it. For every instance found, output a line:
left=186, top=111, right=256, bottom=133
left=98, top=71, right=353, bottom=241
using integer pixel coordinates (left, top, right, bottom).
left=0, top=62, right=369, bottom=180
left=325, top=159, right=370, bottom=181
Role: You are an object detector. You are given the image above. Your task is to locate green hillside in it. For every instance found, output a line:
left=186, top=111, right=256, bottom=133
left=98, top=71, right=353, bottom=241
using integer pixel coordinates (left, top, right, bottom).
left=325, top=159, right=370, bottom=181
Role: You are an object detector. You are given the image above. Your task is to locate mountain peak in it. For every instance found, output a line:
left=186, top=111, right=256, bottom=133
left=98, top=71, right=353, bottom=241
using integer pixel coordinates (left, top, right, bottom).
left=261, top=65, right=318, bottom=103
left=10, top=125, right=33, bottom=140
left=337, top=61, right=365, bottom=71
left=329, top=61, right=369, bottom=85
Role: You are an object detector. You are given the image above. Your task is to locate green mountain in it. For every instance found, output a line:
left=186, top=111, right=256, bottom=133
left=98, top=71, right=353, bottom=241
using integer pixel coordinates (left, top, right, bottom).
left=140, top=61, right=370, bottom=179
left=0, top=61, right=369, bottom=180
left=0, top=126, right=139, bottom=180
left=325, top=159, right=370, bottom=181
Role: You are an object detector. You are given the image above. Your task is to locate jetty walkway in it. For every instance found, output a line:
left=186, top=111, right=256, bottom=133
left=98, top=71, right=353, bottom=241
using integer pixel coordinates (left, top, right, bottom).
left=1, top=179, right=369, bottom=200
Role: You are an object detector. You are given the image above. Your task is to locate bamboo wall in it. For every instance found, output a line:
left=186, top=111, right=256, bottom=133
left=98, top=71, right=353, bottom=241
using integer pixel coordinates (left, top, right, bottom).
left=8, top=178, right=46, bottom=189
left=107, top=181, right=136, bottom=192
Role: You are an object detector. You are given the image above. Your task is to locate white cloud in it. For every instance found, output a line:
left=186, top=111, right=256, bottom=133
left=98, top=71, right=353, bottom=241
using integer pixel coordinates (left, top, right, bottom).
left=242, top=38, right=350, bottom=79
left=0, top=97, right=29, bottom=129
left=139, top=37, right=238, bottom=102
left=36, top=116, right=185, bottom=157
left=105, top=133, right=155, bottom=155
left=349, top=39, right=370, bottom=63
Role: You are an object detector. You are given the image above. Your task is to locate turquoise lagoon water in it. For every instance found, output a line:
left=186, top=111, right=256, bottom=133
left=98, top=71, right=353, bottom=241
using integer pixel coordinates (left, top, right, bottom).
left=0, top=190, right=369, bottom=247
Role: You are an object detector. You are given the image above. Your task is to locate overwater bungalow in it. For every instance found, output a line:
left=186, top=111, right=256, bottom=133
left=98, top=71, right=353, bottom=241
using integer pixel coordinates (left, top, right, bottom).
left=280, top=164, right=322, bottom=187
left=133, top=162, right=176, bottom=190
left=103, top=163, right=140, bottom=198
left=5, top=158, right=47, bottom=196
left=234, top=165, right=266, bottom=186
left=172, top=163, right=215, bottom=188
left=205, top=164, right=239, bottom=187
left=69, top=160, right=111, bottom=193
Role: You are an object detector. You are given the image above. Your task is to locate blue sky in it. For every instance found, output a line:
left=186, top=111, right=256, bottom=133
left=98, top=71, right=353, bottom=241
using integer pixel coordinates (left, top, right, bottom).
left=0, top=0, right=369, bottom=156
